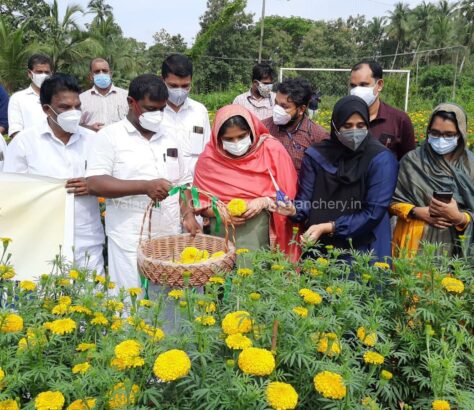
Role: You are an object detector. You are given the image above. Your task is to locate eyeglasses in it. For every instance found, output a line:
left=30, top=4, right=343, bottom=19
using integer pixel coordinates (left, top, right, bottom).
left=428, top=130, right=459, bottom=138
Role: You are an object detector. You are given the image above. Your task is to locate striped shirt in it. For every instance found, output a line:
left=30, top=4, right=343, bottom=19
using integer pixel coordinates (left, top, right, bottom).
left=79, top=84, right=129, bottom=126
left=233, top=89, right=276, bottom=120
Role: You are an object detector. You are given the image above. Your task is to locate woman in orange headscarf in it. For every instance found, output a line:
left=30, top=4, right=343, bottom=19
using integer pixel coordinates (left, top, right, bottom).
left=193, top=104, right=298, bottom=258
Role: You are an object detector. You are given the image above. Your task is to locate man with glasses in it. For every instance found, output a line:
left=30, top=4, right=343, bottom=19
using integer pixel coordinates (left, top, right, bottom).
left=233, top=63, right=276, bottom=120
left=162, top=54, right=211, bottom=174
left=262, top=78, right=328, bottom=172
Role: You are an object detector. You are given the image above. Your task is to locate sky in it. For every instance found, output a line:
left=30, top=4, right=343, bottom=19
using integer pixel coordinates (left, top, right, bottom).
left=59, top=0, right=437, bottom=46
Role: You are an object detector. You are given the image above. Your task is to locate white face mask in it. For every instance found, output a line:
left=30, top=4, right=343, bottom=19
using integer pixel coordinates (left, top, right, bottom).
left=350, top=84, right=378, bottom=107
left=273, top=105, right=292, bottom=125
left=31, top=72, right=50, bottom=88
left=222, top=134, right=252, bottom=157
left=48, top=106, right=82, bottom=133
left=167, top=86, right=190, bottom=107
left=428, top=135, right=459, bottom=155
left=257, top=81, right=273, bottom=98
left=139, top=110, right=164, bottom=133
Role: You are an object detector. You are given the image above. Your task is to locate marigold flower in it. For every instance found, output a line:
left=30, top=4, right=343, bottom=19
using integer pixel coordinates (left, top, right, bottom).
left=48, top=318, right=76, bottom=335
left=266, top=381, right=298, bottom=410
left=210, top=251, right=225, bottom=259
left=317, top=333, right=341, bottom=356
left=236, top=268, right=253, bottom=277
left=238, top=347, right=275, bottom=376
left=0, top=264, right=15, bottom=280
left=69, top=270, right=79, bottom=280
left=76, top=343, right=96, bottom=352
left=363, top=351, right=384, bottom=365
left=432, top=400, right=450, bottom=410
left=374, top=262, right=390, bottom=270
left=108, top=383, right=139, bottom=409
left=1, top=313, right=24, bottom=333
left=221, top=311, right=252, bottom=334
left=225, top=333, right=253, bottom=350
left=66, top=398, right=96, bottom=410
left=310, top=268, right=321, bottom=277
left=115, top=340, right=141, bottom=359
left=72, top=362, right=91, bottom=374
left=90, top=313, right=108, bottom=326
left=195, top=315, right=216, bottom=326
left=127, top=288, right=142, bottom=297
left=209, top=276, right=225, bottom=285
left=52, top=304, right=69, bottom=315
left=179, top=247, right=209, bottom=264
left=105, top=300, right=124, bottom=312
left=381, top=370, right=393, bottom=380
left=299, top=288, right=322, bottom=305
left=441, top=277, right=464, bottom=293
left=168, top=289, right=184, bottom=299
left=271, top=264, right=285, bottom=271
left=34, top=391, right=65, bottom=410
left=292, top=306, right=308, bottom=318
left=153, top=349, right=191, bottom=382
left=143, top=325, right=165, bottom=342
left=236, top=248, right=249, bottom=255
left=69, top=306, right=92, bottom=315
left=357, top=327, right=377, bottom=346
left=227, top=198, right=247, bottom=216
left=111, top=319, right=123, bottom=331
left=94, top=275, right=106, bottom=284
left=205, top=302, right=216, bottom=313
left=249, top=292, right=261, bottom=301
left=313, top=371, right=346, bottom=400
left=19, top=280, right=36, bottom=291
left=139, top=299, right=153, bottom=307
left=111, top=356, right=145, bottom=370
left=0, top=399, right=19, bottom=410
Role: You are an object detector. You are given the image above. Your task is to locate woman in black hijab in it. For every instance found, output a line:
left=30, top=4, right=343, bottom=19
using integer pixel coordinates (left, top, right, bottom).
left=276, top=95, right=399, bottom=261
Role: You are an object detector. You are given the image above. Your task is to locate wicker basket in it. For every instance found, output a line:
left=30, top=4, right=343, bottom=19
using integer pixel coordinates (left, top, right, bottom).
left=137, top=190, right=236, bottom=287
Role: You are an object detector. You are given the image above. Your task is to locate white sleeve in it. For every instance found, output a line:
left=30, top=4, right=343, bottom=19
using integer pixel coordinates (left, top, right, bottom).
left=85, top=130, right=115, bottom=177
left=177, top=140, right=193, bottom=186
left=203, top=107, right=211, bottom=145
left=0, top=136, right=7, bottom=171
left=7, top=93, right=24, bottom=136
left=3, top=134, right=28, bottom=173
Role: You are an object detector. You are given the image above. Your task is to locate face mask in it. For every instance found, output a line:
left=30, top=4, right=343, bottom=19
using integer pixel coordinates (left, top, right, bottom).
left=93, top=73, right=112, bottom=89
left=48, top=106, right=82, bottom=133
left=31, top=72, right=50, bottom=88
left=335, top=127, right=368, bottom=151
left=273, top=105, right=292, bottom=125
left=167, top=86, right=190, bottom=107
left=428, top=135, right=459, bottom=155
left=350, top=84, right=378, bottom=107
left=222, top=134, right=252, bottom=157
left=257, top=81, right=273, bottom=98
left=139, top=110, right=164, bottom=133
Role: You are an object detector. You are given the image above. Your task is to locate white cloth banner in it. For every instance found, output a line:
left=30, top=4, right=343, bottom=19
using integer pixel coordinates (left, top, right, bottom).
left=0, top=172, right=74, bottom=281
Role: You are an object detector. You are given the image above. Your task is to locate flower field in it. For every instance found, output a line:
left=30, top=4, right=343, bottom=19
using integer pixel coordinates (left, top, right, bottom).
left=0, top=239, right=473, bottom=409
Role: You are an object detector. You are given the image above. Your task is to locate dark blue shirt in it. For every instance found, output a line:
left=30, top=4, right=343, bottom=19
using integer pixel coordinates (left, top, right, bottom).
left=0, top=85, right=9, bottom=133
left=292, top=148, right=399, bottom=261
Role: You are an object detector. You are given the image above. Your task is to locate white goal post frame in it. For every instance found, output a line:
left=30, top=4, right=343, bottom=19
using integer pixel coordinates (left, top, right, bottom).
left=279, top=67, right=411, bottom=112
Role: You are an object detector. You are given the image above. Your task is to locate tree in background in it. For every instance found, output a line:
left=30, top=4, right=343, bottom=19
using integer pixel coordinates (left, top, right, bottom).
left=147, top=29, right=188, bottom=74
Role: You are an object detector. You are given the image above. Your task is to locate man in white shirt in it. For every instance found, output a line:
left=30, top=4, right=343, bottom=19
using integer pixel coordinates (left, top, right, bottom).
left=162, top=54, right=211, bottom=174
left=4, top=74, right=105, bottom=273
left=86, top=74, right=200, bottom=292
left=79, top=58, right=128, bottom=131
left=233, top=63, right=276, bottom=120
left=8, top=54, right=53, bottom=137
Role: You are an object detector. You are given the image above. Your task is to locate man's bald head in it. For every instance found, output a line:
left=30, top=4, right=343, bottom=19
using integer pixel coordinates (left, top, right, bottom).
left=89, top=58, right=110, bottom=74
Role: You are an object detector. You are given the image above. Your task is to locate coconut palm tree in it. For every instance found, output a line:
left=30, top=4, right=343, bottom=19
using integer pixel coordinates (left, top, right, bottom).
left=366, top=17, right=387, bottom=57
left=411, top=0, right=435, bottom=60
left=87, top=0, right=113, bottom=24
left=387, top=2, right=410, bottom=68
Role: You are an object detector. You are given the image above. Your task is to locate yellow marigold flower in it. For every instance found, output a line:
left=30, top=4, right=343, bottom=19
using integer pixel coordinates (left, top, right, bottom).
left=0, top=399, right=20, bottom=410
left=128, top=288, right=142, bottom=297
left=225, top=333, right=253, bottom=350
left=72, top=362, right=91, bottom=374
left=432, top=400, right=450, bottom=410
left=52, top=304, right=69, bottom=315
left=48, top=318, right=76, bottom=335
left=292, top=306, right=308, bottom=318
left=374, top=262, right=390, bottom=270
left=357, top=327, right=377, bottom=346
left=266, top=381, right=298, bottom=410
left=58, top=296, right=72, bottom=306
left=153, top=349, right=191, bottom=382
left=179, top=247, right=209, bottom=264
left=94, top=275, right=106, bottom=284
left=1, top=313, right=24, bottom=333
left=58, top=279, right=70, bottom=287
left=236, top=248, right=249, bottom=255
left=111, top=356, right=145, bottom=370
left=111, top=319, right=123, bottom=331
left=238, top=347, right=275, bottom=376
left=76, top=343, right=96, bottom=352
left=108, top=282, right=116, bottom=289
left=139, top=299, right=153, bottom=307
left=441, top=277, right=464, bottom=293
left=227, top=198, right=247, bottom=216
left=222, top=311, right=252, bottom=335
left=69, top=270, right=79, bottom=280
left=271, top=264, right=285, bottom=271
left=317, top=333, right=341, bottom=356
left=205, top=302, right=216, bottom=313
left=143, top=325, right=165, bottom=342
left=381, top=370, right=393, bottom=380
left=210, top=251, right=225, bottom=259
left=237, top=268, right=253, bottom=277
left=316, top=257, right=328, bottom=266
left=19, top=280, right=36, bottom=291
left=195, top=315, right=216, bottom=326
left=0, top=264, right=15, bottom=280
left=105, top=300, right=124, bottom=312
left=66, top=398, right=96, bottom=410
left=299, top=288, right=322, bottom=305
left=363, top=351, right=384, bottom=365
left=250, top=292, right=261, bottom=301
left=35, top=391, right=65, bottom=410
left=115, top=339, right=141, bottom=358
left=209, top=276, right=225, bottom=285
left=310, top=268, right=321, bottom=277
left=90, top=313, right=108, bottom=326
left=313, top=371, right=346, bottom=400
left=108, top=383, right=139, bottom=409
left=69, top=306, right=92, bottom=315
left=168, top=289, right=184, bottom=299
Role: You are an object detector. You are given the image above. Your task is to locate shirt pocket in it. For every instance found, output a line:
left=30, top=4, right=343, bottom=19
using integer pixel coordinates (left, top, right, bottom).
left=165, top=148, right=181, bottom=183
left=188, top=129, right=205, bottom=155
left=114, top=147, right=140, bottom=179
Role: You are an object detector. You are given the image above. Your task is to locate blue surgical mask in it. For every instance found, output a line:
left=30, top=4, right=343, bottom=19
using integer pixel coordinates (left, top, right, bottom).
left=428, top=135, right=459, bottom=155
left=94, top=73, right=112, bottom=89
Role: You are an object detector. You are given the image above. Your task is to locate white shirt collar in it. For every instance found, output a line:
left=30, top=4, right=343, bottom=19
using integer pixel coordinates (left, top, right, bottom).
left=26, top=85, right=39, bottom=96
left=38, top=119, right=81, bottom=146
left=91, top=83, right=117, bottom=96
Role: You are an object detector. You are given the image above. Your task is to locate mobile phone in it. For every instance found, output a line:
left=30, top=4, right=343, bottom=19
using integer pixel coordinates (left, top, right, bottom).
left=433, top=190, right=453, bottom=203
left=167, top=148, right=178, bottom=158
